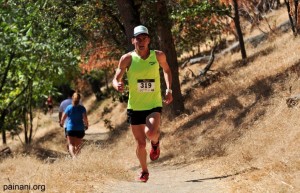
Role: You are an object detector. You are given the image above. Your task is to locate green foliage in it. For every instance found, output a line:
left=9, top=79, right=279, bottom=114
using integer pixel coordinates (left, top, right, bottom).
left=72, top=0, right=127, bottom=58
left=0, top=0, right=245, bottom=142
left=72, top=0, right=231, bottom=59
left=2, top=108, right=23, bottom=139
left=170, top=0, right=230, bottom=55
left=0, top=0, right=86, bottom=139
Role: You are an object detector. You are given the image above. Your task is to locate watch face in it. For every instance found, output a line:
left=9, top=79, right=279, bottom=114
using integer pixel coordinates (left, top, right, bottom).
left=166, top=89, right=172, bottom=93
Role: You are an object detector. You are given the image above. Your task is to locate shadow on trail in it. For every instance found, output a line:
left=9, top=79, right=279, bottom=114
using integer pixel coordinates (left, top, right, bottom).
left=128, top=153, right=175, bottom=171
left=185, top=167, right=259, bottom=183
left=83, top=119, right=129, bottom=146
left=20, top=128, right=68, bottom=163
left=105, top=120, right=130, bottom=144
left=151, top=153, right=175, bottom=163
left=30, top=147, right=67, bottom=163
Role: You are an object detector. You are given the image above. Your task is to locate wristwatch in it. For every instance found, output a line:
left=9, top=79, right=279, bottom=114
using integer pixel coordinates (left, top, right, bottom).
left=166, top=88, right=172, bottom=94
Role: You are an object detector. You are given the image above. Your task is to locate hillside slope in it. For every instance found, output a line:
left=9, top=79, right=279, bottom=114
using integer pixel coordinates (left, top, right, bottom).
left=0, top=6, right=299, bottom=193
left=101, top=7, right=300, bottom=192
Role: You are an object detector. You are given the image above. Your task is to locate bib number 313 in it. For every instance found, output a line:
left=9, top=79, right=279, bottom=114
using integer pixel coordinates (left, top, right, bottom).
left=137, top=79, right=155, bottom=92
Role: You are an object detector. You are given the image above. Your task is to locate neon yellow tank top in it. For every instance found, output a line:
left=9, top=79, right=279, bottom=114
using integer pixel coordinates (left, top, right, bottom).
left=127, top=50, right=162, bottom=110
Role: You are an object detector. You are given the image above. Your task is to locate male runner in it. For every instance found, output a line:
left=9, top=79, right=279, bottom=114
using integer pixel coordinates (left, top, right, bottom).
left=112, top=25, right=173, bottom=182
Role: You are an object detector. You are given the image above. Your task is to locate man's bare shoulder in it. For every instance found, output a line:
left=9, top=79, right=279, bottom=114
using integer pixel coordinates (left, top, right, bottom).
left=154, top=50, right=166, bottom=61
left=119, top=52, right=132, bottom=68
left=120, top=52, right=133, bottom=61
left=154, top=50, right=165, bottom=56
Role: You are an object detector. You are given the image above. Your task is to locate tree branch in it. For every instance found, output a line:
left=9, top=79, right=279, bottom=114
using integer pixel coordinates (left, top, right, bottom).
left=199, top=46, right=217, bottom=76
left=0, top=52, right=15, bottom=93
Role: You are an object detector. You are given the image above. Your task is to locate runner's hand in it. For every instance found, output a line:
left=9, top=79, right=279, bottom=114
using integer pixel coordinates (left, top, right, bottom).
left=116, top=82, right=124, bottom=92
left=163, top=92, right=173, bottom=105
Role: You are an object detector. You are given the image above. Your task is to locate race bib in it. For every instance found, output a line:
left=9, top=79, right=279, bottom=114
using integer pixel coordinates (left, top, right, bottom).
left=137, top=79, right=155, bottom=92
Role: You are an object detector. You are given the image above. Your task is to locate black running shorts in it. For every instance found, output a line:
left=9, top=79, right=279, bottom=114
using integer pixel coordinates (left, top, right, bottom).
left=66, top=130, right=85, bottom=138
left=127, top=107, right=162, bottom=125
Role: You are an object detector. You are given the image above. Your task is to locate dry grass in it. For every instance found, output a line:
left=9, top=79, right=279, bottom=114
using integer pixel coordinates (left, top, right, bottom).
left=0, top=145, right=132, bottom=192
left=1, top=5, right=300, bottom=193
left=160, top=6, right=300, bottom=192
left=0, top=97, right=134, bottom=192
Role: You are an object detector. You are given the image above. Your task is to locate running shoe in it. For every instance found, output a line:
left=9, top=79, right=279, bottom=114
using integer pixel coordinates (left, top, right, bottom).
left=139, top=171, right=149, bottom=182
left=150, top=141, right=160, bottom=161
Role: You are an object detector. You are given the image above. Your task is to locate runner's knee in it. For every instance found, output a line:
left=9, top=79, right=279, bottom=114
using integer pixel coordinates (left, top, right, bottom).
left=136, top=141, right=146, bottom=149
left=146, top=129, right=159, bottom=138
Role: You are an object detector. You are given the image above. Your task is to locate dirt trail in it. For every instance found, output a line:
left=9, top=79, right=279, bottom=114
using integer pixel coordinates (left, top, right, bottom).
left=82, top=121, right=227, bottom=193
left=101, top=164, right=227, bottom=193
left=80, top=97, right=228, bottom=192
left=84, top=121, right=110, bottom=141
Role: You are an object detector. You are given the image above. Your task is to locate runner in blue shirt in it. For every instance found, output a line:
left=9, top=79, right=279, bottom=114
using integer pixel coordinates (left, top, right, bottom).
left=60, top=92, right=89, bottom=158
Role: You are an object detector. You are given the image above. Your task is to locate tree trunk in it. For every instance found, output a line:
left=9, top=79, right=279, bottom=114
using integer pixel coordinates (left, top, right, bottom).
left=0, top=111, right=7, bottom=145
left=155, top=0, right=185, bottom=117
left=294, top=0, right=299, bottom=35
left=284, top=0, right=296, bottom=33
left=23, top=108, right=29, bottom=144
left=28, top=82, right=33, bottom=144
left=199, top=46, right=217, bottom=76
left=116, top=0, right=141, bottom=51
left=233, top=0, right=247, bottom=62
left=2, top=129, right=6, bottom=145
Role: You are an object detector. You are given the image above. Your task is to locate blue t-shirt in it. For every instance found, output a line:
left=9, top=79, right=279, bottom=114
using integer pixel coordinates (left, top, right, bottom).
left=64, top=105, right=86, bottom=131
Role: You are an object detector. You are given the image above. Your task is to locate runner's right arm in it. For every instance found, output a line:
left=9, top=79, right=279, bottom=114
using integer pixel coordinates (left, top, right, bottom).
left=60, top=113, right=67, bottom=128
left=112, top=53, right=131, bottom=92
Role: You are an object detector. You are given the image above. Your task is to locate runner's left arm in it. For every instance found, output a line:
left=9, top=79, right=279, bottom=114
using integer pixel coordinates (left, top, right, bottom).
left=83, top=112, right=89, bottom=130
left=156, top=51, right=173, bottom=105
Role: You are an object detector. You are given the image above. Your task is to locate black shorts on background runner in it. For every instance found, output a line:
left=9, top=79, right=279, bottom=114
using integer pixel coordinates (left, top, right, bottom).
left=127, top=107, right=162, bottom=125
left=66, top=130, right=85, bottom=138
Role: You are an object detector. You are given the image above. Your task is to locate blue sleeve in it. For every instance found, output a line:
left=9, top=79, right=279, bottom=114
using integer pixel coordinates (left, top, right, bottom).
left=64, top=105, right=72, bottom=114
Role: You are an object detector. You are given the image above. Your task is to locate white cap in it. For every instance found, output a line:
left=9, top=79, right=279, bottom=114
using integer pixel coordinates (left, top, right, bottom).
left=133, top=25, right=149, bottom=37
